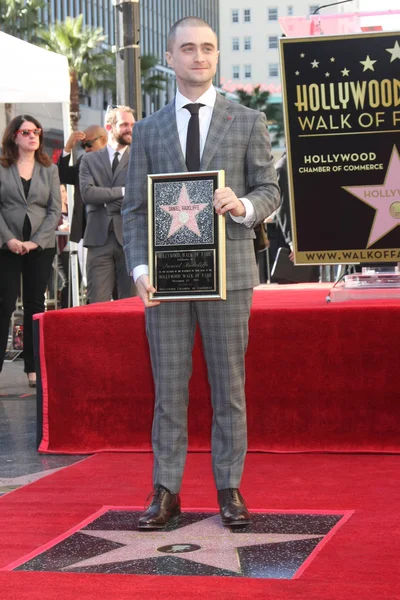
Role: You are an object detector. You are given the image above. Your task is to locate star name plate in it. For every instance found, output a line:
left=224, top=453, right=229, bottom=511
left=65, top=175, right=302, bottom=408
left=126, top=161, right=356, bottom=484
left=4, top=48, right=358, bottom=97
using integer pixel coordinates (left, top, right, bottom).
left=148, top=170, right=226, bottom=301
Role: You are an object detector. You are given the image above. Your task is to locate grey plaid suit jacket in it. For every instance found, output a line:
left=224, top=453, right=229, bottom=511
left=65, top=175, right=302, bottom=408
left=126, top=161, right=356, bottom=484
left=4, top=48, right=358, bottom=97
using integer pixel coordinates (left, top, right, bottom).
left=80, top=146, right=130, bottom=247
left=122, top=93, right=280, bottom=290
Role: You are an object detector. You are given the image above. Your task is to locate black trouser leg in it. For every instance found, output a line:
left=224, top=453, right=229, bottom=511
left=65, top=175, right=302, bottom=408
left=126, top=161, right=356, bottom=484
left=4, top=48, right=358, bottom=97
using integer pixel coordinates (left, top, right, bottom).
left=58, top=251, right=70, bottom=308
left=0, top=250, right=22, bottom=372
left=22, top=247, right=55, bottom=373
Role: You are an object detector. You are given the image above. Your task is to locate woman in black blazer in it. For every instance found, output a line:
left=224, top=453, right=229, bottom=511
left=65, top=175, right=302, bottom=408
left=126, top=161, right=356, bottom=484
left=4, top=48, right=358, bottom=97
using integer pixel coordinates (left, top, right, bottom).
left=0, top=115, right=61, bottom=386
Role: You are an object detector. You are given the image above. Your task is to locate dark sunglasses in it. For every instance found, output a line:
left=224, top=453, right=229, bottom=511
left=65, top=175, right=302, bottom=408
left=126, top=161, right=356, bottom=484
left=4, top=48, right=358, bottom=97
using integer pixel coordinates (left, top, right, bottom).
left=81, top=136, right=101, bottom=149
left=15, top=128, right=41, bottom=137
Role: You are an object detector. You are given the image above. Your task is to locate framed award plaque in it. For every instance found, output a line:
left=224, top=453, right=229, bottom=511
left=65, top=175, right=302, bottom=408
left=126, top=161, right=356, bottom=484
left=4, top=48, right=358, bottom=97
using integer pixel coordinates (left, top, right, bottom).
left=148, top=170, right=226, bottom=301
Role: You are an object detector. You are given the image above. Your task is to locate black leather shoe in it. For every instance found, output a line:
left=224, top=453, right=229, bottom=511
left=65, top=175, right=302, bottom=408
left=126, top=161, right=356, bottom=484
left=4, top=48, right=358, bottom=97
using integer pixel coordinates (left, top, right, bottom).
left=218, top=488, right=250, bottom=527
left=138, top=485, right=181, bottom=530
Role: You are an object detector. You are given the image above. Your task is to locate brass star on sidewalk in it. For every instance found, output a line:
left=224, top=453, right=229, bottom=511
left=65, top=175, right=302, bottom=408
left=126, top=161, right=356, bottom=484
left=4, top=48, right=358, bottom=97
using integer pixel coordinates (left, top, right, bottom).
left=64, top=516, right=322, bottom=575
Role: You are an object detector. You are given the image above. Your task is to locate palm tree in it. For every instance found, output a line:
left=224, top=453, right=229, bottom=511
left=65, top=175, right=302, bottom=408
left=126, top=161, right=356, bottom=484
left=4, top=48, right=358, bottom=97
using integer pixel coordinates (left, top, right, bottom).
left=37, top=14, right=115, bottom=130
left=140, top=54, right=169, bottom=116
left=141, top=54, right=168, bottom=95
left=0, top=0, right=44, bottom=38
left=235, top=85, right=284, bottom=146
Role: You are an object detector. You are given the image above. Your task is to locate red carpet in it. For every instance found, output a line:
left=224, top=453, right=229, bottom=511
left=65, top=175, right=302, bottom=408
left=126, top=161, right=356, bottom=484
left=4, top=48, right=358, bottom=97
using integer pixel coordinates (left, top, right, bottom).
left=0, top=452, right=400, bottom=599
left=37, top=285, right=400, bottom=454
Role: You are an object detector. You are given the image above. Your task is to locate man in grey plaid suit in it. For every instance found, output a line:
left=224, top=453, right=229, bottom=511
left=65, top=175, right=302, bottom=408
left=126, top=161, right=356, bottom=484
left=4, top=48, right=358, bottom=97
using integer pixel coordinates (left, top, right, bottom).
left=122, top=17, right=280, bottom=529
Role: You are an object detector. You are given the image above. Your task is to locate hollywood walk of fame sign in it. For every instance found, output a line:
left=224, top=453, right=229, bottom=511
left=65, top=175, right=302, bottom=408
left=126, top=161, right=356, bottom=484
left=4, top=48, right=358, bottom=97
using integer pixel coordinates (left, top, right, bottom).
left=148, top=171, right=226, bottom=301
left=280, top=31, right=400, bottom=264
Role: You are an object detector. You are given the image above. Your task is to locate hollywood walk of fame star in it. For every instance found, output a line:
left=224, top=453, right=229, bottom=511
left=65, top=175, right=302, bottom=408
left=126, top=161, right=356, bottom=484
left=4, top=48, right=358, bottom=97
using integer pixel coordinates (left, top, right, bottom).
left=160, top=183, right=208, bottom=238
left=311, top=60, right=319, bottom=68
left=360, top=55, right=377, bottom=72
left=341, top=67, right=350, bottom=77
left=342, top=145, right=400, bottom=247
left=386, top=40, right=400, bottom=62
left=63, top=516, right=322, bottom=575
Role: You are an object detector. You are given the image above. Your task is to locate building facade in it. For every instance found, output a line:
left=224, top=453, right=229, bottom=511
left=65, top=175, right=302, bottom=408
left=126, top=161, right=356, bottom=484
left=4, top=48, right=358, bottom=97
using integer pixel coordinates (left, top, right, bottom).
left=218, top=1, right=341, bottom=91
left=3, top=0, right=219, bottom=143
left=41, top=0, right=219, bottom=67
left=39, top=0, right=220, bottom=111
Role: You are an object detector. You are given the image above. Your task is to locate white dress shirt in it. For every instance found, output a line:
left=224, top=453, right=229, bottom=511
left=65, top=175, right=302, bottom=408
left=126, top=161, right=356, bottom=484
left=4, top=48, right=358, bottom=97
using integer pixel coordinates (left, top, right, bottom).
left=133, top=86, right=255, bottom=282
left=175, top=86, right=215, bottom=161
left=107, top=144, right=127, bottom=165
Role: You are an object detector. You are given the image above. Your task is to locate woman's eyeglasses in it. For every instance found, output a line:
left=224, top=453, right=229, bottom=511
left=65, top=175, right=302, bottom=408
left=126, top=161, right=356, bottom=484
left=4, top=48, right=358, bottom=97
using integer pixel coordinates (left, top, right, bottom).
left=81, top=136, right=101, bottom=149
left=16, top=128, right=41, bottom=137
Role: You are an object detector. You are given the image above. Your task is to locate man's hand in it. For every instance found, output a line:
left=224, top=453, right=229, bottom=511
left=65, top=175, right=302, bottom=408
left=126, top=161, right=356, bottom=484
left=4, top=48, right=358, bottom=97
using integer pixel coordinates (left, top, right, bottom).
left=64, top=131, right=86, bottom=153
left=136, top=274, right=160, bottom=308
left=213, top=187, right=245, bottom=218
left=6, top=238, right=25, bottom=255
left=21, top=241, right=39, bottom=253
left=289, top=251, right=294, bottom=262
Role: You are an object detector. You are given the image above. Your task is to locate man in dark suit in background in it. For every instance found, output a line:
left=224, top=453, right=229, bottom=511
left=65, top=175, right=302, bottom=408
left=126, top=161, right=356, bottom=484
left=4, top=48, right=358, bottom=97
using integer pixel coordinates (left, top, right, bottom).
left=122, top=17, right=280, bottom=530
left=58, top=126, right=108, bottom=304
left=80, top=106, right=136, bottom=303
left=58, top=126, right=107, bottom=244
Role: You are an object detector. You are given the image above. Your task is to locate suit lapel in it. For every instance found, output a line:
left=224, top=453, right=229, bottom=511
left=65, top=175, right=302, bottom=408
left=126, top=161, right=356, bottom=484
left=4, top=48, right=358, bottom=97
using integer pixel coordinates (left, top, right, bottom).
left=112, top=147, right=130, bottom=181
left=99, top=147, right=113, bottom=180
left=158, top=101, right=187, bottom=172
left=201, top=94, right=234, bottom=171
left=11, top=163, right=28, bottom=203
left=27, top=162, right=40, bottom=202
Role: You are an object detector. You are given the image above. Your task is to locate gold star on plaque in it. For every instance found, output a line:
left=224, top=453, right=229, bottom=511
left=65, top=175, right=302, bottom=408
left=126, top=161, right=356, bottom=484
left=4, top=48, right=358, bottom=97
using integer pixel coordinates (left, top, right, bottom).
left=360, top=55, right=377, bottom=71
left=330, top=57, right=335, bottom=62
left=386, top=40, right=400, bottom=62
left=311, top=60, right=319, bottom=68
left=341, top=67, right=350, bottom=76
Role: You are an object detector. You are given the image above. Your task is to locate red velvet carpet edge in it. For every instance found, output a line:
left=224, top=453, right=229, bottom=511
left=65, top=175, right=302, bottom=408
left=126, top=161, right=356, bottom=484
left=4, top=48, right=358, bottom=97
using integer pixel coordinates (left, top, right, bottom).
left=0, top=452, right=400, bottom=600
left=37, top=288, right=400, bottom=455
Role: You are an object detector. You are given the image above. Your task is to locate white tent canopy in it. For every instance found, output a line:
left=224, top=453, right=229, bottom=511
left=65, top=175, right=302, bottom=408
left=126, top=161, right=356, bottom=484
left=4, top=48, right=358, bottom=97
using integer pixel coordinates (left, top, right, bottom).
left=0, top=32, right=81, bottom=305
left=0, top=31, right=70, bottom=104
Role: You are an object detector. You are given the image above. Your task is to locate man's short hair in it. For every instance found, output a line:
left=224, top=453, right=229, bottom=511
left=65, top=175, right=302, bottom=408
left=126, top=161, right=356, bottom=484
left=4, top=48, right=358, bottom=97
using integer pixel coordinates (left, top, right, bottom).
left=167, top=17, right=216, bottom=52
left=105, top=105, right=135, bottom=127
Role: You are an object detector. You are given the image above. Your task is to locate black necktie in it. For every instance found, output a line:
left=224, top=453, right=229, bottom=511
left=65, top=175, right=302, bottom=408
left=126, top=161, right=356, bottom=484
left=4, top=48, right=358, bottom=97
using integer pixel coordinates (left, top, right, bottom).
left=112, top=151, right=120, bottom=174
left=184, top=103, right=204, bottom=171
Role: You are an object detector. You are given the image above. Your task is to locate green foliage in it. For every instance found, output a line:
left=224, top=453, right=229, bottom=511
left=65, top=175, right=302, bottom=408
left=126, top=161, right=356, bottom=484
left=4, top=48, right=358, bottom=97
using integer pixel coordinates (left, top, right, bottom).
left=235, top=85, right=271, bottom=112
left=36, top=14, right=115, bottom=129
left=235, top=84, right=284, bottom=146
left=0, top=0, right=44, bottom=39
left=140, top=54, right=168, bottom=96
left=37, top=15, right=115, bottom=93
